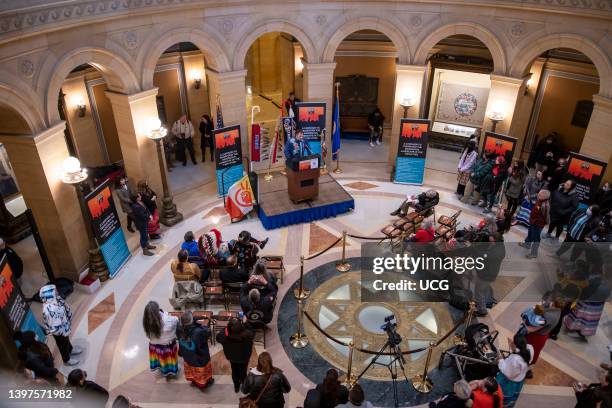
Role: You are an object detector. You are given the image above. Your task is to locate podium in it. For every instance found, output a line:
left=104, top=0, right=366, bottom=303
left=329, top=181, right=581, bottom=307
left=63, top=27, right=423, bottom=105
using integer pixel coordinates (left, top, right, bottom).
left=286, top=155, right=320, bottom=203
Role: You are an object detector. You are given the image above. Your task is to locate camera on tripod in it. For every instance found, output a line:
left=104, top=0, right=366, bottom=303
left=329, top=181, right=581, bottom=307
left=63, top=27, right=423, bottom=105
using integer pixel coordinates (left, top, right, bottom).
left=380, top=314, right=402, bottom=346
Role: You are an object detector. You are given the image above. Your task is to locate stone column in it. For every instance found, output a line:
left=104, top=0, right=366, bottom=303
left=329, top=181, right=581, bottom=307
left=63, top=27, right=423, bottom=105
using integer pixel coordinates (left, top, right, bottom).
left=302, top=62, right=336, bottom=167
left=104, top=88, right=163, bottom=196
left=206, top=69, right=248, bottom=161
left=580, top=94, right=612, bottom=181
left=389, top=65, right=427, bottom=164
left=483, top=75, right=524, bottom=139
left=0, top=123, right=89, bottom=280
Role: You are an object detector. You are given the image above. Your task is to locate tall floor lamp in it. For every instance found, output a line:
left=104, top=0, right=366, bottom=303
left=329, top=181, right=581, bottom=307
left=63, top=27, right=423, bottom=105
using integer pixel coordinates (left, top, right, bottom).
left=487, top=110, right=505, bottom=133
left=146, top=118, right=183, bottom=226
left=399, top=97, right=415, bottom=118
left=61, top=157, right=109, bottom=281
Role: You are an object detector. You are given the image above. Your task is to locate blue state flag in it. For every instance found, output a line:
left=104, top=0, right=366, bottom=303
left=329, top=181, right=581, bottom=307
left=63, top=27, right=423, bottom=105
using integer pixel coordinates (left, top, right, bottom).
left=332, top=96, right=341, bottom=160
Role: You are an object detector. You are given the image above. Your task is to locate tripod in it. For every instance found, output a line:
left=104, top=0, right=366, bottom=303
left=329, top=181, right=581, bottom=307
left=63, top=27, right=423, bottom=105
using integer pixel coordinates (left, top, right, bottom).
left=352, top=334, right=411, bottom=408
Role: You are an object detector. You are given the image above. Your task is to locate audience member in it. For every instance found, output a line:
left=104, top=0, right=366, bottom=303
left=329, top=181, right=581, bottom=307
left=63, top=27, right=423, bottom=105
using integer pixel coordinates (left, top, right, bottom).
left=519, top=189, right=550, bottom=258
left=177, top=311, right=213, bottom=389
left=171, top=249, right=204, bottom=282
left=367, top=107, right=385, bottom=147
left=245, top=261, right=278, bottom=300
left=115, top=176, right=135, bottom=233
left=337, top=383, right=374, bottom=408
left=67, top=369, right=109, bottom=407
left=523, top=302, right=561, bottom=377
left=241, top=351, right=291, bottom=408
left=496, top=334, right=533, bottom=407
left=241, top=288, right=274, bottom=324
left=531, top=133, right=558, bottom=173
left=475, top=232, right=505, bottom=316
left=391, top=189, right=439, bottom=217
left=556, top=205, right=601, bottom=260
left=199, top=114, right=214, bottom=162
left=504, top=161, right=528, bottom=218
left=229, top=230, right=268, bottom=271
left=14, top=331, right=61, bottom=384
left=39, top=284, right=82, bottom=366
left=545, top=179, right=579, bottom=241
left=131, top=193, right=156, bottom=256
left=142, top=301, right=179, bottom=378
left=429, top=379, right=472, bottom=408
left=456, top=140, right=479, bottom=197
left=469, top=376, right=503, bottom=408
left=216, top=317, right=254, bottom=393
left=137, top=180, right=161, bottom=240
left=573, top=368, right=612, bottom=408
left=463, top=153, right=494, bottom=206
left=481, top=155, right=507, bottom=213
left=314, top=368, right=349, bottom=408
left=410, top=219, right=436, bottom=243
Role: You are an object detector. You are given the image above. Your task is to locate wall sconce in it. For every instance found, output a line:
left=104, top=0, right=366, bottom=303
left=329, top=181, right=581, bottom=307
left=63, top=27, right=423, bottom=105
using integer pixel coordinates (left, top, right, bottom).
left=76, top=99, right=87, bottom=117
left=523, top=73, right=534, bottom=96
left=487, top=101, right=506, bottom=133
left=190, top=70, right=202, bottom=90
left=399, top=97, right=415, bottom=118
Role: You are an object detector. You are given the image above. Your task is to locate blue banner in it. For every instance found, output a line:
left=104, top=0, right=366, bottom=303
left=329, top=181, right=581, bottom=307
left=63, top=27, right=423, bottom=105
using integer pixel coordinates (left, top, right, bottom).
left=85, top=180, right=130, bottom=279
left=296, top=102, right=325, bottom=159
left=394, top=118, right=429, bottom=185
left=217, top=165, right=244, bottom=196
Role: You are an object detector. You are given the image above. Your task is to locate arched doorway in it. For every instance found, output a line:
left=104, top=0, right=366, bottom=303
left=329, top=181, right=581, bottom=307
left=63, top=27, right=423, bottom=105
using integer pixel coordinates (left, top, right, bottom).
left=330, top=30, right=398, bottom=177
left=242, top=32, right=308, bottom=172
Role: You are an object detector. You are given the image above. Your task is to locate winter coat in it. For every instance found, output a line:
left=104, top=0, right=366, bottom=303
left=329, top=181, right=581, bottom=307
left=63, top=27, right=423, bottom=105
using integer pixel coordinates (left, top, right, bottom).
left=146, top=311, right=178, bottom=345
left=470, top=159, right=494, bottom=189
left=169, top=280, right=203, bottom=309
left=241, top=368, right=291, bottom=408
left=530, top=199, right=550, bottom=228
left=480, top=164, right=507, bottom=195
left=533, top=140, right=558, bottom=165
left=458, top=149, right=478, bottom=173
left=567, top=209, right=601, bottom=241
left=130, top=202, right=150, bottom=229
left=40, top=285, right=72, bottom=337
left=178, top=323, right=211, bottom=367
left=505, top=171, right=527, bottom=200
left=115, top=185, right=133, bottom=214
left=550, top=187, right=579, bottom=222
left=524, top=176, right=548, bottom=203
left=216, top=327, right=254, bottom=364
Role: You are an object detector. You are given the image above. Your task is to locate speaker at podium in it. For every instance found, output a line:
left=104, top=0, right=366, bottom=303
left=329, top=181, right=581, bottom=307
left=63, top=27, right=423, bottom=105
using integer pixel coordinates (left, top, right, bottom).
left=286, top=154, right=320, bottom=203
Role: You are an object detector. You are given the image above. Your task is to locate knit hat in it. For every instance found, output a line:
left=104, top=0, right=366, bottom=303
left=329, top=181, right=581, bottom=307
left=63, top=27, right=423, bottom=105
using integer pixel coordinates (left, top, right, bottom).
left=200, top=228, right=222, bottom=256
left=39, top=285, right=57, bottom=302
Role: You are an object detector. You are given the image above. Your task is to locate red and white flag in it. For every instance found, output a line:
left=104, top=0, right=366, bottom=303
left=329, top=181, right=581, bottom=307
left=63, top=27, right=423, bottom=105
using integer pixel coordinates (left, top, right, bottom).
left=270, top=124, right=280, bottom=164
left=224, top=175, right=254, bottom=221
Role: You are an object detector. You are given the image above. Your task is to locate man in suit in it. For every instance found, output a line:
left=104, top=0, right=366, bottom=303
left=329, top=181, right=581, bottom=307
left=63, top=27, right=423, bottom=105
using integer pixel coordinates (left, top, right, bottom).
left=284, top=129, right=311, bottom=162
left=115, top=176, right=135, bottom=233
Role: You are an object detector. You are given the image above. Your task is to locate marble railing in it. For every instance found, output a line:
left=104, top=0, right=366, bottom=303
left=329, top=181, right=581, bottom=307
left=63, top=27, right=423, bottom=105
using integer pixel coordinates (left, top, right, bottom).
left=0, top=0, right=610, bottom=39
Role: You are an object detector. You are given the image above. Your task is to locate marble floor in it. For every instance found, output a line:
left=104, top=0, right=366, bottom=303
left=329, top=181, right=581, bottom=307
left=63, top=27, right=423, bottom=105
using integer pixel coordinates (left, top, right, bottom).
left=9, top=151, right=610, bottom=408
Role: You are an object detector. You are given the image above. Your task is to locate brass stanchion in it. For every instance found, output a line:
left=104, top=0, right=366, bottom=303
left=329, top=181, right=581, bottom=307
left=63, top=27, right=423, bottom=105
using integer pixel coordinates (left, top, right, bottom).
left=412, top=341, right=434, bottom=393
left=336, top=231, right=351, bottom=272
left=320, top=165, right=329, bottom=176
left=333, top=151, right=342, bottom=174
left=264, top=172, right=273, bottom=182
left=293, top=256, right=310, bottom=300
left=454, top=301, right=476, bottom=346
left=290, top=299, right=309, bottom=348
left=341, top=341, right=357, bottom=388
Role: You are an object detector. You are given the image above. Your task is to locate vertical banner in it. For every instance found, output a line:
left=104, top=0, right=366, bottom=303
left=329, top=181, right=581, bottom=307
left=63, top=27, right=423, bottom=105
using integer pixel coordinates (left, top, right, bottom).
left=295, top=102, right=326, bottom=156
left=0, top=255, right=46, bottom=342
left=483, top=132, right=517, bottom=166
left=281, top=117, right=295, bottom=147
left=214, top=125, right=244, bottom=196
left=566, top=152, right=607, bottom=205
left=394, top=118, right=429, bottom=185
left=251, top=123, right=261, bottom=162
left=85, top=180, right=130, bottom=279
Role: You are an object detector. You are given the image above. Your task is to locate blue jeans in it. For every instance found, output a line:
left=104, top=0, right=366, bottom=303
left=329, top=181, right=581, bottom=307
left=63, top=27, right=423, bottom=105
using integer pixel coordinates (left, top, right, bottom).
left=525, top=225, right=542, bottom=256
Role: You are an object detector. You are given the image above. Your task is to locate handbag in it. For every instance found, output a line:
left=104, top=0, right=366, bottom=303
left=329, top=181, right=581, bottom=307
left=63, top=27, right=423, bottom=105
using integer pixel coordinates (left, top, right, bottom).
left=239, top=374, right=273, bottom=408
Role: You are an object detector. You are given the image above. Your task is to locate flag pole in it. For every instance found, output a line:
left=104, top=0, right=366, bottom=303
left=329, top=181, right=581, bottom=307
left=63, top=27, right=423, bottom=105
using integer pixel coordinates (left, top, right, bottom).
left=333, top=82, right=342, bottom=174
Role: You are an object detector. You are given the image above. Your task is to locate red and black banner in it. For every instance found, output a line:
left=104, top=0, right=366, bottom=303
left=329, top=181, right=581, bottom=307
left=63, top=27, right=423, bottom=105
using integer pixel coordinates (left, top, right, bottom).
left=483, top=132, right=517, bottom=166
left=566, top=152, right=607, bottom=204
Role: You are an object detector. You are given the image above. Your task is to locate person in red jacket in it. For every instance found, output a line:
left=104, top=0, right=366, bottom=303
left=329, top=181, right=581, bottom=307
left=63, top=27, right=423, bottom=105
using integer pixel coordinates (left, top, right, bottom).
left=410, top=219, right=436, bottom=243
left=470, top=376, right=503, bottom=408
left=519, top=189, right=550, bottom=258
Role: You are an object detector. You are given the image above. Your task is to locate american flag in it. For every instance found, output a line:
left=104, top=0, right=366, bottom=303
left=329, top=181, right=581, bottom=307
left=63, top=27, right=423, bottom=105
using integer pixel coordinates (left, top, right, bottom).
left=215, top=94, right=224, bottom=128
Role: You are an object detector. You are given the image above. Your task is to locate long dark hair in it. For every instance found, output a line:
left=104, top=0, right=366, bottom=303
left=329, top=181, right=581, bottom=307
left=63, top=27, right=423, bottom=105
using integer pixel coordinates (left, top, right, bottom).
left=257, top=351, right=281, bottom=375
left=177, top=249, right=188, bottom=273
left=513, top=334, right=531, bottom=364
left=227, top=318, right=252, bottom=341
left=483, top=377, right=501, bottom=408
left=143, top=301, right=162, bottom=339
left=320, top=368, right=341, bottom=403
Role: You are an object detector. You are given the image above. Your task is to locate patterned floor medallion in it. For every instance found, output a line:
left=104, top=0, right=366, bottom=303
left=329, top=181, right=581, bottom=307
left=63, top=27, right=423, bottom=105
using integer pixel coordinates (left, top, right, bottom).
left=304, top=272, right=454, bottom=380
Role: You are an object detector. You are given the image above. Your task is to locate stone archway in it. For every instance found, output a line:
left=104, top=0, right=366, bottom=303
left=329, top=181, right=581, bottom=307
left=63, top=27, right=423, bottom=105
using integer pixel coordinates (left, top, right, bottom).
left=0, top=82, right=46, bottom=134
left=232, top=20, right=318, bottom=70
left=44, top=47, right=140, bottom=124
left=509, top=33, right=611, bottom=98
left=322, top=17, right=411, bottom=64
left=139, top=27, right=231, bottom=89
left=413, top=22, right=507, bottom=75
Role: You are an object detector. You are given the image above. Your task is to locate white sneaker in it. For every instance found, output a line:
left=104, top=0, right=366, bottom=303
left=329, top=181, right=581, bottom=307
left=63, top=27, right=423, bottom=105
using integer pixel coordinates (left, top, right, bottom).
left=65, top=358, right=80, bottom=366
left=369, top=142, right=375, bottom=147
left=71, top=346, right=83, bottom=356
left=376, top=140, right=381, bottom=145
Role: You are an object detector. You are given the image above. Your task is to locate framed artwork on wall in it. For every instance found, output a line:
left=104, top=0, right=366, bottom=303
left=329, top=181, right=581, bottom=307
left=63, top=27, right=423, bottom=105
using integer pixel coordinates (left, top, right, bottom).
left=435, top=82, right=489, bottom=127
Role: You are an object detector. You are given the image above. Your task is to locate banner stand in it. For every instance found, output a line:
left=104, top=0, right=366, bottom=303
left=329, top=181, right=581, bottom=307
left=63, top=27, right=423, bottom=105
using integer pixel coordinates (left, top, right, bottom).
left=393, top=118, right=430, bottom=185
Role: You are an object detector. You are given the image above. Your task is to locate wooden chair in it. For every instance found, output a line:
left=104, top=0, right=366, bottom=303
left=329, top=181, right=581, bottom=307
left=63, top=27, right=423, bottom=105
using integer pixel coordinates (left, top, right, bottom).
left=223, top=281, right=243, bottom=311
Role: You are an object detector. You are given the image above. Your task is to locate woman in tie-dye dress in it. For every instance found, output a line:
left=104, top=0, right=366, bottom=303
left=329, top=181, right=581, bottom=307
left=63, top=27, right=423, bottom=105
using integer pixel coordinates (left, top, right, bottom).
left=143, top=301, right=179, bottom=377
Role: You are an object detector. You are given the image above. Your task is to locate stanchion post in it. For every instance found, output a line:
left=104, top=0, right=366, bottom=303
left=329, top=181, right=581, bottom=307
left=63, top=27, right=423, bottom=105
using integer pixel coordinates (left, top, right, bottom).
left=336, top=231, right=351, bottom=272
left=290, top=299, right=309, bottom=349
left=293, top=256, right=311, bottom=300
left=454, top=301, right=476, bottom=346
left=412, top=341, right=434, bottom=393
left=341, top=341, right=356, bottom=388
